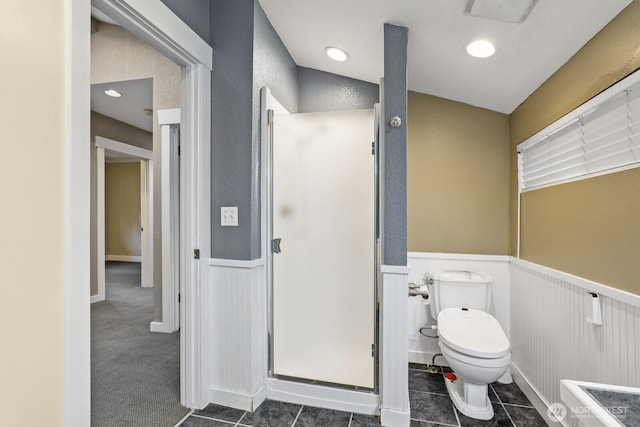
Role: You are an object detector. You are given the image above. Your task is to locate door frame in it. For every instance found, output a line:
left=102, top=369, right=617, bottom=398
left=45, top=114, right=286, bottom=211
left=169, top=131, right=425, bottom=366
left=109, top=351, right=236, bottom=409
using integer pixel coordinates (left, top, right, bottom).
left=261, top=88, right=380, bottom=413
left=94, top=136, right=154, bottom=304
left=151, top=108, right=181, bottom=333
left=65, top=0, right=212, bottom=424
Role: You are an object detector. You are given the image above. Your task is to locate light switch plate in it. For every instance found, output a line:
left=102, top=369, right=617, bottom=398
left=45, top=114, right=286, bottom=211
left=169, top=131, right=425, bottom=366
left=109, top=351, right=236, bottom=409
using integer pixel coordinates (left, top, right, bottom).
left=221, top=206, right=238, bottom=226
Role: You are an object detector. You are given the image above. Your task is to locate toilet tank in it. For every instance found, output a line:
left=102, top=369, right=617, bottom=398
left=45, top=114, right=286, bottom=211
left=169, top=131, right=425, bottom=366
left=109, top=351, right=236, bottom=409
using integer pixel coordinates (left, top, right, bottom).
left=424, top=270, right=492, bottom=319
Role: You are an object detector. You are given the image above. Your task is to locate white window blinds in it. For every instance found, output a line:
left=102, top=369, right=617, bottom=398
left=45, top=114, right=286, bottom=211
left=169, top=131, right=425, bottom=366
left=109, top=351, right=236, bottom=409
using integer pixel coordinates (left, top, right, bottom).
left=518, top=72, right=640, bottom=192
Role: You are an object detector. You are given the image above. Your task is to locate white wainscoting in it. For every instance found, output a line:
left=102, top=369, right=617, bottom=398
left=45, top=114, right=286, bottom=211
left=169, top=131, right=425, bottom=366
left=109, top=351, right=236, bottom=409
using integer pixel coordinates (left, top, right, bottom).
left=207, top=259, right=268, bottom=411
left=407, top=253, right=511, bottom=365
left=380, top=265, right=410, bottom=427
left=510, top=258, right=640, bottom=425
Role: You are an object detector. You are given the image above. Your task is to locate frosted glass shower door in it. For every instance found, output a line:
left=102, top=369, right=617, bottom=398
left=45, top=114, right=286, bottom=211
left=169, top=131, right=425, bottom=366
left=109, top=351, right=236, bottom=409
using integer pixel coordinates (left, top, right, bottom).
left=271, top=109, right=375, bottom=389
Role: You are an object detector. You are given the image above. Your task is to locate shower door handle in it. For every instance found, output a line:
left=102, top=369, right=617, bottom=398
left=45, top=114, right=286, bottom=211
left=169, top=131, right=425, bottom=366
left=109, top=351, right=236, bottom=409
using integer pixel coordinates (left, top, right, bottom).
left=271, top=238, right=282, bottom=254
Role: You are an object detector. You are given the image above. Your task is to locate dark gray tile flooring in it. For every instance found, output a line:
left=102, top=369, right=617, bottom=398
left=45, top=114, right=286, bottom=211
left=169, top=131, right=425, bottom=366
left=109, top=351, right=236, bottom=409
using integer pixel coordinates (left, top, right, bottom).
left=176, top=365, right=548, bottom=426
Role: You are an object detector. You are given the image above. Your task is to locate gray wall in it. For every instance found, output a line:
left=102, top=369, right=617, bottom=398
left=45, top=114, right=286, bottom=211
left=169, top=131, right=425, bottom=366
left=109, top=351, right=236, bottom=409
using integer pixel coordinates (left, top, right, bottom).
left=160, top=0, right=210, bottom=44
left=298, top=67, right=379, bottom=113
left=382, top=24, right=408, bottom=266
left=252, top=1, right=299, bottom=258
left=210, top=0, right=255, bottom=260
left=206, top=0, right=397, bottom=263
left=253, top=3, right=298, bottom=114
left=210, top=0, right=298, bottom=260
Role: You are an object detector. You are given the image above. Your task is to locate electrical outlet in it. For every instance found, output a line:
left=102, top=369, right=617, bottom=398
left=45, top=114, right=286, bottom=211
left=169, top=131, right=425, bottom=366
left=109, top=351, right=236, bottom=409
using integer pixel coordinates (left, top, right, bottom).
left=221, top=206, right=238, bottom=226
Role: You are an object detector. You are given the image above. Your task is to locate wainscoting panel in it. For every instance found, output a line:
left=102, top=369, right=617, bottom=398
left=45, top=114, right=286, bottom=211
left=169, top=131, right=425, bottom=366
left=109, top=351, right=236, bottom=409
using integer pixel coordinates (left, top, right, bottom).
left=379, top=266, right=410, bottom=427
left=407, top=253, right=510, bottom=365
left=207, top=259, right=267, bottom=411
left=510, top=259, right=640, bottom=416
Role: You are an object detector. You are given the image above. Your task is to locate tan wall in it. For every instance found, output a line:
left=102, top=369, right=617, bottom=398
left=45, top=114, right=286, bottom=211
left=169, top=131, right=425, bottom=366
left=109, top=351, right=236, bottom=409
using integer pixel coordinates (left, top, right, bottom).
left=90, top=112, right=152, bottom=295
left=92, top=22, right=180, bottom=321
left=520, top=169, right=640, bottom=294
left=0, top=1, right=65, bottom=424
left=105, top=162, right=142, bottom=257
left=510, top=1, right=640, bottom=293
left=408, top=91, right=511, bottom=255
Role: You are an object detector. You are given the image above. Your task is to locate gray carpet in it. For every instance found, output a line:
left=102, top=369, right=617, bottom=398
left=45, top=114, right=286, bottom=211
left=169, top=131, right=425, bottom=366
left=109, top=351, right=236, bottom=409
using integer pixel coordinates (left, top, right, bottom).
left=92, top=261, right=189, bottom=427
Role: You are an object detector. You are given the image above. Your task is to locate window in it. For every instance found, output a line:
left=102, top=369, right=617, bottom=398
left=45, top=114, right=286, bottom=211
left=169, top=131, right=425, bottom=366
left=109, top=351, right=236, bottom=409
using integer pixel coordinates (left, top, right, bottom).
left=518, top=70, right=640, bottom=192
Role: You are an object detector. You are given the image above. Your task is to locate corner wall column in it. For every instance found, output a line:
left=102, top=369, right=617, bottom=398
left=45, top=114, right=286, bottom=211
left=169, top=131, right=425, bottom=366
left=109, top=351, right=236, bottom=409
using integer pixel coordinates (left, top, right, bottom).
left=379, top=23, right=410, bottom=427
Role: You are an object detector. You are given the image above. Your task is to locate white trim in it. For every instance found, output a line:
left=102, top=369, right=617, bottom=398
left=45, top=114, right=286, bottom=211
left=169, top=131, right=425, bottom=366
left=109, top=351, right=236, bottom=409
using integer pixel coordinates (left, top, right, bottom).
left=510, top=364, right=558, bottom=426
left=159, top=113, right=180, bottom=333
left=105, top=255, right=141, bottom=262
left=68, top=0, right=213, bottom=420
left=65, top=0, right=91, bottom=424
left=209, top=386, right=267, bottom=412
left=380, top=264, right=411, bottom=274
left=96, top=147, right=107, bottom=304
left=380, top=406, right=411, bottom=427
left=90, top=294, right=105, bottom=304
left=379, top=270, right=410, bottom=426
left=408, top=252, right=510, bottom=263
left=408, top=350, right=442, bottom=366
left=140, top=159, right=153, bottom=287
left=265, top=378, right=379, bottom=415
left=180, top=62, right=212, bottom=409
left=95, top=135, right=153, bottom=160
left=158, top=108, right=181, bottom=125
left=560, top=379, right=639, bottom=427
left=95, top=141, right=152, bottom=300
left=105, top=158, right=142, bottom=164
left=511, top=257, right=640, bottom=309
left=209, top=258, right=265, bottom=268
left=92, top=0, right=212, bottom=70
left=150, top=321, right=177, bottom=334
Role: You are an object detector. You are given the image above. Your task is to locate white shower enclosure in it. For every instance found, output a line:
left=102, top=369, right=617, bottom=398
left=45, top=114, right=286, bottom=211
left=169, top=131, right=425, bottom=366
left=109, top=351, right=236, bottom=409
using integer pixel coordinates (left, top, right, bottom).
left=268, top=108, right=376, bottom=389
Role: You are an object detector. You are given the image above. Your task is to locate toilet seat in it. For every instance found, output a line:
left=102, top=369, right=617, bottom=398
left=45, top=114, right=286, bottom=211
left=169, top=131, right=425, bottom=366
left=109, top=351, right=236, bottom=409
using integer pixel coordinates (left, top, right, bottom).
left=440, top=341, right=511, bottom=368
left=437, top=308, right=509, bottom=359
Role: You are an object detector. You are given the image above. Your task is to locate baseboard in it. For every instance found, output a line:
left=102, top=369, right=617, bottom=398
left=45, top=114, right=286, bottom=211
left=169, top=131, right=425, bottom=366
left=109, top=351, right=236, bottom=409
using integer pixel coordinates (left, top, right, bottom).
left=511, top=363, right=561, bottom=426
left=408, top=350, right=447, bottom=367
left=90, top=294, right=105, bottom=304
left=106, top=254, right=141, bottom=262
left=265, top=378, right=379, bottom=415
left=149, top=321, right=177, bottom=334
left=209, top=385, right=266, bottom=412
left=380, top=405, right=410, bottom=427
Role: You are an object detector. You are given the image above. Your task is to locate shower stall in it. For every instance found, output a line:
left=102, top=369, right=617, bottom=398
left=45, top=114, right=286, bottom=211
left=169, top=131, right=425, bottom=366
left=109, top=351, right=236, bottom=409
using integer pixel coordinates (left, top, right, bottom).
left=265, top=91, right=380, bottom=393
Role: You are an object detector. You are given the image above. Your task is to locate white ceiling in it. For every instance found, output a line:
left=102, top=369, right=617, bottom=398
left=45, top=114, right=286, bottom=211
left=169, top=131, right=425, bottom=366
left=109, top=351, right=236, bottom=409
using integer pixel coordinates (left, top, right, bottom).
left=258, top=0, right=631, bottom=114
left=91, top=78, right=153, bottom=132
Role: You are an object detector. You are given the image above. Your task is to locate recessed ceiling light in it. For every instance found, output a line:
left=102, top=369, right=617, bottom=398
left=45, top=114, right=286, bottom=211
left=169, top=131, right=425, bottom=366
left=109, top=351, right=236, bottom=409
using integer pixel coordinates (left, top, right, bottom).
left=325, top=46, right=349, bottom=62
left=466, top=40, right=495, bottom=58
left=104, top=89, right=122, bottom=97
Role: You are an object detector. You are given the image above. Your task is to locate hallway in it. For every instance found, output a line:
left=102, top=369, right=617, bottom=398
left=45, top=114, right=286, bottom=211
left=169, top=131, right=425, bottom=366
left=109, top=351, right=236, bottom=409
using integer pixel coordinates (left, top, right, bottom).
left=91, top=261, right=187, bottom=426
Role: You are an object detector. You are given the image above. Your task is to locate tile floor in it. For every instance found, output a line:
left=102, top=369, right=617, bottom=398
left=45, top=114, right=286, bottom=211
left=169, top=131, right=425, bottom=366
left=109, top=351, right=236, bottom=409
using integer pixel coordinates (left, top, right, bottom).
left=176, top=365, right=548, bottom=426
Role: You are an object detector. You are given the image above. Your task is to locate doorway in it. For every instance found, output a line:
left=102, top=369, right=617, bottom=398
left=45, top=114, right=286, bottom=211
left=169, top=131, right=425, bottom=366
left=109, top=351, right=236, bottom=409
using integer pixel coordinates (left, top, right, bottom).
left=268, top=108, right=377, bottom=389
left=65, top=1, right=212, bottom=424
left=94, top=136, right=153, bottom=304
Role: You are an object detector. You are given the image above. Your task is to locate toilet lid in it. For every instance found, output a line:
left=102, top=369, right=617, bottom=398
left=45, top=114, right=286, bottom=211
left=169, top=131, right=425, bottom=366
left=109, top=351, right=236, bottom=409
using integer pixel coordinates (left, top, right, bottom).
left=438, top=308, right=510, bottom=358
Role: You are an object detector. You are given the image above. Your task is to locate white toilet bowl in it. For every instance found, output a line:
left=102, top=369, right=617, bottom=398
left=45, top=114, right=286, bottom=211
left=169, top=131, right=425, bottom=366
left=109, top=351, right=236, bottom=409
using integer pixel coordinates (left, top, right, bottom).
left=437, top=308, right=511, bottom=420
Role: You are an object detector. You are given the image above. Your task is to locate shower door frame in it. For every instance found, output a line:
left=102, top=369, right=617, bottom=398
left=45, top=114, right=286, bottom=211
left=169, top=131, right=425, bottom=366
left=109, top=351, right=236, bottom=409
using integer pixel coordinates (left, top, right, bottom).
left=262, top=88, right=381, bottom=400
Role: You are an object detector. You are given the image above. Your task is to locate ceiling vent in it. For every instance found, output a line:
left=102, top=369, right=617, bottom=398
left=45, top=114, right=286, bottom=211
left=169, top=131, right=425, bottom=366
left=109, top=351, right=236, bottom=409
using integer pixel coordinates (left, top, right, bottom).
left=465, top=0, right=538, bottom=23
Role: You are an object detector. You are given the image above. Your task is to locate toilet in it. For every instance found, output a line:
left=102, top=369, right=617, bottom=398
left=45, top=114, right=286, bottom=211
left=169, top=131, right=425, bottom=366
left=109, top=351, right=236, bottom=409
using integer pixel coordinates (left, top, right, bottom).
left=426, top=270, right=511, bottom=420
